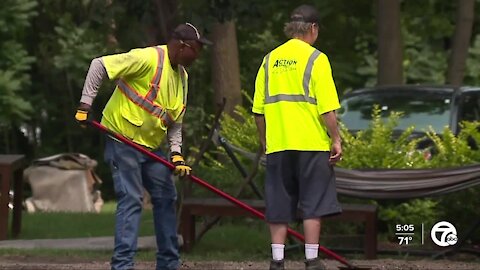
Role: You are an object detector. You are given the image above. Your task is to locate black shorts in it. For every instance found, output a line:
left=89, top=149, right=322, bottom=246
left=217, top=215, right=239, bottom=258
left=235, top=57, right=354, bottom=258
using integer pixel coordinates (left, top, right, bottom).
left=264, top=150, right=342, bottom=223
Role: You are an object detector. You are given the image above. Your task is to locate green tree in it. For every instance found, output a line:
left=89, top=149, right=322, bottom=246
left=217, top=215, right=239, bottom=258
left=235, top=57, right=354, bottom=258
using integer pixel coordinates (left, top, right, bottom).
left=25, top=1, right=113, bottom=158
left=0, top=0, right=37, bottom=154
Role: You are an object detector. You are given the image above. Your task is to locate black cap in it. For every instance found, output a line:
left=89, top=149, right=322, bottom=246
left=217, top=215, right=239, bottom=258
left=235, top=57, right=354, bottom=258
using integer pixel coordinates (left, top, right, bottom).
left=290, top=4, right=320, bottom=24
left=172, top=23, right=212, bottom=45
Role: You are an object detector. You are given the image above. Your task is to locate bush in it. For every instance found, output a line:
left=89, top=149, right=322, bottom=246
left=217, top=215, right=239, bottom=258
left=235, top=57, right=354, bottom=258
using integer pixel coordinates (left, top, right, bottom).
left=339, top=105, right=426, bottom=169
left=187, top=106, right=264, bottom=199
left=339, top=107, right=480, bottom=242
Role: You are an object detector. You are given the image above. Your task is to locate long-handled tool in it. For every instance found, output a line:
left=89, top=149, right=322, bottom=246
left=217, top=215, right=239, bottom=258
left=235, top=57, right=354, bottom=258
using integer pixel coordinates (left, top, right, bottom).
left=88, top=120, right=358, bottom=269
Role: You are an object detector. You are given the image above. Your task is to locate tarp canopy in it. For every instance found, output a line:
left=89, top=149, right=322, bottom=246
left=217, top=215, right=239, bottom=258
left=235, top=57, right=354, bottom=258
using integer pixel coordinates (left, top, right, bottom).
left=335, top=165, right=480, bottom=199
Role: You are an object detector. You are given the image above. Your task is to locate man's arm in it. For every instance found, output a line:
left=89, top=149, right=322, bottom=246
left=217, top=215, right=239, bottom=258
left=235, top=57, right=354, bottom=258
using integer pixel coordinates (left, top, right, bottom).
left=75, top=58, right=108, bottom=124
left=167, top=122, right=183, bottom=154
left=254, top=113, right=266, bottom=153
left=321, top=111, right=342, bottom=164
left=79, top=58, right=108, bottom=108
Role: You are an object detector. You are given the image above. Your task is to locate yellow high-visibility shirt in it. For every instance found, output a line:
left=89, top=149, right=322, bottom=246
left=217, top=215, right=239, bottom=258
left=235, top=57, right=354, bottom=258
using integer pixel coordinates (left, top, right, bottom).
left=101, top=45, right=188, bottom=149
left=252, top=39, right=340, bottom=154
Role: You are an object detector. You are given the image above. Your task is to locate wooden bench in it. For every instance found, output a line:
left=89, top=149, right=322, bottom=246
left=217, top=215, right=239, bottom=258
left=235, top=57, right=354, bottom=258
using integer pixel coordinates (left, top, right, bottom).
left=180, top=197, right=378, bottom=259
left=0, top=155, right=25, bottom=240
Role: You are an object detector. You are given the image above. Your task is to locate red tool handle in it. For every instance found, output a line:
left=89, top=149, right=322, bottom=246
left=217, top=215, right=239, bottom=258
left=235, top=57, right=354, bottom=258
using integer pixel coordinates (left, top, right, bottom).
left=88, top=120, right=356, bottom=269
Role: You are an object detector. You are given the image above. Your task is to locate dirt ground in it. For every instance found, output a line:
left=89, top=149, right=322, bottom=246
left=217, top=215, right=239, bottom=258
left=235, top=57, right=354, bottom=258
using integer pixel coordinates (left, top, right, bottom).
left=1, top=257, right=480, bottom=270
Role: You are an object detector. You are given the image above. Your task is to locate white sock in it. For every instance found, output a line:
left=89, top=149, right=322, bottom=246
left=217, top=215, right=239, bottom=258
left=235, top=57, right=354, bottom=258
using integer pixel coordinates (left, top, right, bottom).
left=271, top=244, right=285, bottom=261
left=305, top=243, right=319, bottom=260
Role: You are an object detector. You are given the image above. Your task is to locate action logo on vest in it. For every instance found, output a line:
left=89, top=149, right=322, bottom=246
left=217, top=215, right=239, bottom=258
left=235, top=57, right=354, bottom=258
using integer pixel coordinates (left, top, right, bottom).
left=272, top=59, right=297, bottom=74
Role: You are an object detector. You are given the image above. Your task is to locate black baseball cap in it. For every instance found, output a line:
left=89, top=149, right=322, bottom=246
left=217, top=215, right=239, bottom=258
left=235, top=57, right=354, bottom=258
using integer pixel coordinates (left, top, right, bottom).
left=289, top=4, right=320, bottom=24
left=172, top=23, right=212, bottom=45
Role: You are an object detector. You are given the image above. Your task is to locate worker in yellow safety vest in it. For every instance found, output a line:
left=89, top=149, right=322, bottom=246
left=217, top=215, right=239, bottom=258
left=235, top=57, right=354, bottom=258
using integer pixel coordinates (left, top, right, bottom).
left=75, top=23, right=211, bottom=270
left=252, top=5, right=342, bottom=270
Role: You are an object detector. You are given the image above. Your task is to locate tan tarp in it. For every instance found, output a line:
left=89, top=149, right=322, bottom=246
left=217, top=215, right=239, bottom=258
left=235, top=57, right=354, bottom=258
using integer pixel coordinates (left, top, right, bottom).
left=24, top=153, right=103, bottom=212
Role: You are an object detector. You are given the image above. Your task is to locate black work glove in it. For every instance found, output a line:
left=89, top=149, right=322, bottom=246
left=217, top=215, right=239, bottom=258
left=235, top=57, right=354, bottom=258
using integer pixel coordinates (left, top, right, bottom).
left=171, top=152, right=192, bottom=176
left=75, top=103, right=91, bottom=128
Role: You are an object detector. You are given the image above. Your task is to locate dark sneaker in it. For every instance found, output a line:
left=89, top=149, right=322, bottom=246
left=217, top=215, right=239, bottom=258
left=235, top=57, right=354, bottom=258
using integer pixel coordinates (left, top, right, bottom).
left=304, top=257, right=326, bottom=270
left=269, top=259, right=285, bottom=270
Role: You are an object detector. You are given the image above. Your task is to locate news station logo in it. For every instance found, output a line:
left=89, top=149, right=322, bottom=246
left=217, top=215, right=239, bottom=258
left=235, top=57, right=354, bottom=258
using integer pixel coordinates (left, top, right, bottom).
left=430, top=221, right=458, bottom=247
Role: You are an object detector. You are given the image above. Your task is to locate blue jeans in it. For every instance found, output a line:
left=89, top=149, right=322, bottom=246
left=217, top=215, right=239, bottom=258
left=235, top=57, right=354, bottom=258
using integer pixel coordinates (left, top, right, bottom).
left=104, top=136, right=180, bottom=270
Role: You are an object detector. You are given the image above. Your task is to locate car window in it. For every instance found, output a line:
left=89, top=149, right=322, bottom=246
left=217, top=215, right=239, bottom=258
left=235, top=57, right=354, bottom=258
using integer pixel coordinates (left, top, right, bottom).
left=338, top=91, right=452, bottom=133
left=459, top=93, right=480, bottom=123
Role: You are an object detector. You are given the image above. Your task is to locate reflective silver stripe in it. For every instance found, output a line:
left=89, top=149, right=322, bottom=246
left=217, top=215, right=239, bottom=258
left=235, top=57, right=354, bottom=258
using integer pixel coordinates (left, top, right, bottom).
left=265, top=94, right=315, bottom=103
left=118, top=79, right=174, bottom=126
left=115, top=46, right=186, bottom=127
left=264, top=53, right=271, bottom=99
left=302, top=50, right=321, bottom=103
left=117, top=80, right=163, bottom=118
left=179, top=66, right=188, bottom=104
left=145, top=47, right=165, bottom=101
left=264, top=50, right=321, bottom=105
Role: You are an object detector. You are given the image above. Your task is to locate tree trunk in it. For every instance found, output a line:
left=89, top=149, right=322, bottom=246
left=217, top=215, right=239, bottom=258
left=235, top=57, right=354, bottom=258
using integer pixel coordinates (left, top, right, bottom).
left=211, top=20, right=242, bottom=115
left=377, top=0, right=403, bottom=86
left=2, top=128, right=10, bottom=154
left=149, top=0, right=178, bottom=45
left=446, top=0, right=475, bottom=87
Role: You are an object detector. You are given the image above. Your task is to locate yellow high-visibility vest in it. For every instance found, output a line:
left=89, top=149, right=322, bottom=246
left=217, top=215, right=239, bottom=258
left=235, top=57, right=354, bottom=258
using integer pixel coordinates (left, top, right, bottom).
left=101, top=45, right=188, bottom=149
left=252, top=39, right=340, bottom=154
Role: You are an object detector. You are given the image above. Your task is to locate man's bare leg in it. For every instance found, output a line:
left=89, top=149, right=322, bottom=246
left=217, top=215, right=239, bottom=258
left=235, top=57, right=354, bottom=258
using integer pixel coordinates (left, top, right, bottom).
left=304, top=218, right=321, bottom=259
left=270, top=223, right=288, bottom=260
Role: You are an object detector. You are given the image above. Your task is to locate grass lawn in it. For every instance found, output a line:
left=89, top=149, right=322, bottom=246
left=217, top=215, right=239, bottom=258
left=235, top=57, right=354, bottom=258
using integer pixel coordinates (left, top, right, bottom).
left=11, top=202, right=155, bottom=239
left=2, top=221, right=274, bottom=261
left=185, top=220, right=273, bottom=261
left=3, top=202, right=277, bottom=261
left=4, top=203, right=374, bottom=261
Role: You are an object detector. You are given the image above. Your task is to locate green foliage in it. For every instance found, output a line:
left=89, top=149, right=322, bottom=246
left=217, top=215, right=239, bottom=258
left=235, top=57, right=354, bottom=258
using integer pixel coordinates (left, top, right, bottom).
left=353, top=0, right=472, bottom=86
left=193, top=152, right=246, bottom=197
left=338, top=107, right=442, bottom=236
left=191, top=105, right=263, bottom=198
left=465, top=34, right=480, bottom=86
left=199, top=102, right=480, bottom=241
left=0, top=0, right=38, bottom=33
left=0, top=41, right=36, bottom=76
left=0, top=0, right=37, bottom=126
left=425, top=123, right=480, bottom=167
left=339, top=107, right=480, bottom=241
left=339, top=105, right=425, bottom=169
left=220, top=106, right=260, bottom=153
left=379, top=199, right=440, bottom=237
left=0, top=70, right=33, bottom=123
left=426, top=123, right=480, bottom=240
left=402, top=1, right=453, bottom=84
left=53, top=16, right=107, bottom=81
left=403, top=31, right=448, bottom=84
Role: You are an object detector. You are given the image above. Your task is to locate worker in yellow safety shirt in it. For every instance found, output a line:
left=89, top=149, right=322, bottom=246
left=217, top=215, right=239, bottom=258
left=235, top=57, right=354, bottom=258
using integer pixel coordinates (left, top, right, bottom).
left=74, top=23, right=211, bottom=270
left=252, top=5, right=342, bottom=270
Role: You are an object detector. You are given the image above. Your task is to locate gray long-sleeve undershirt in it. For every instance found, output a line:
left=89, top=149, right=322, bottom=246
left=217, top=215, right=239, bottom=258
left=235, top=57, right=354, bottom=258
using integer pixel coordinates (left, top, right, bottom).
left=80, top=58, right=106, bottom=106
left=80, top=57, right=182, bottom=153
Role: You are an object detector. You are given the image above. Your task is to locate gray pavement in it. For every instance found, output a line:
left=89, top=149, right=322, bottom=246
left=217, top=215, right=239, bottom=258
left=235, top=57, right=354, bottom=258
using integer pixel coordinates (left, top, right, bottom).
left=0, top=236, right=157, bottom=250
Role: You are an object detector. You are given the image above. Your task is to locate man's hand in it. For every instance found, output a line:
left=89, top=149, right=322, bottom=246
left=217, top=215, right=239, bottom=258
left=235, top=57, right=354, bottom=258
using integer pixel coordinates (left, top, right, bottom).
left=171, top=152, right=192, bottom=176
left=75, top=103, right=91, bottom=127
left=329, top=141, right=342, bottom=165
